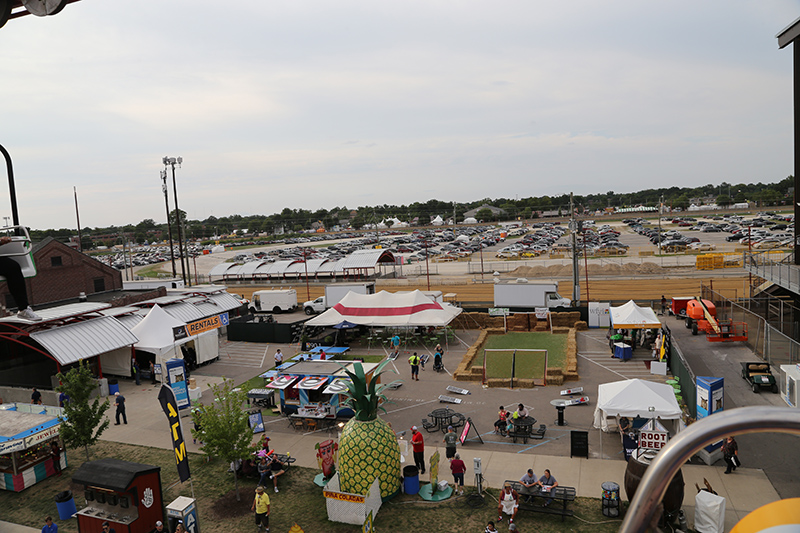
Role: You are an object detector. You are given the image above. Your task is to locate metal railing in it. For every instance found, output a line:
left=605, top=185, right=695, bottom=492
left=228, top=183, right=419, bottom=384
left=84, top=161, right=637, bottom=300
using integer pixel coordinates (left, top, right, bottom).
left=744, top=250, right=800, bottom=294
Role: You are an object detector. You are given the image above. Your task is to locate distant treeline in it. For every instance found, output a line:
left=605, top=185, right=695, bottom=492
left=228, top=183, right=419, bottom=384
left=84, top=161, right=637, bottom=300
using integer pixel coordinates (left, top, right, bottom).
left=31, top=176, right=794, bottom=248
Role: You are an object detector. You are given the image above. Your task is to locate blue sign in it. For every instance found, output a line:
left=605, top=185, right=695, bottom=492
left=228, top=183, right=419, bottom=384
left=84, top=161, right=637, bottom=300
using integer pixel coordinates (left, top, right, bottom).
left=165, top=358, right=190, bottom=409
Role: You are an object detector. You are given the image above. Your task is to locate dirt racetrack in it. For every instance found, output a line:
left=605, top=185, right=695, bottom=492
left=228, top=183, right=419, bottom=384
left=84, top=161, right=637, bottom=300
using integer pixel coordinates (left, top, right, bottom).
left=231, top=274, right=750, bottom=306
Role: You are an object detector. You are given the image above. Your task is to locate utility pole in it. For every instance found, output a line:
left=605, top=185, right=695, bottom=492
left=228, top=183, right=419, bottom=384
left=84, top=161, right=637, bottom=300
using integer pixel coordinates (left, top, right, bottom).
left=161, top=170, right=177, bottom=277
left=658, top=194, right=664, bottom=266
left=74, top=187, right=82, bottom=252
left=570, top=193, right=580, bottom=305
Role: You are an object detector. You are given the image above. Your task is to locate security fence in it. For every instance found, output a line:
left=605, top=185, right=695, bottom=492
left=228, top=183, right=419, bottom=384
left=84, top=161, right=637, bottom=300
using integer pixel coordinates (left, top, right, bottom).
left=701, top=284, right=800, bottom=366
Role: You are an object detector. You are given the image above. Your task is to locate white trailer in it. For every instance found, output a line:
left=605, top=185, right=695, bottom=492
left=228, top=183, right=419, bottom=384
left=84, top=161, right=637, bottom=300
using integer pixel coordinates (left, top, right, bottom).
left=493, top=280, right=570, bottom=309
left=303, top=282, right=376, bottom=315
left=249, top=289, right=298, bottom=314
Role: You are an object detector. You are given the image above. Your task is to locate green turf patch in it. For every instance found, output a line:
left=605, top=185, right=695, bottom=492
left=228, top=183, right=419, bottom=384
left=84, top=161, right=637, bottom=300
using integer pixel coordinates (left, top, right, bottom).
left=478, top=332, right=567, bottom=379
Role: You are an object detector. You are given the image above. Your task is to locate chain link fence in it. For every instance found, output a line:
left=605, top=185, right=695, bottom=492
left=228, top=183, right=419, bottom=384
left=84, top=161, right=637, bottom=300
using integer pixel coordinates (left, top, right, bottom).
left=701, top=284, right=800, bottom=366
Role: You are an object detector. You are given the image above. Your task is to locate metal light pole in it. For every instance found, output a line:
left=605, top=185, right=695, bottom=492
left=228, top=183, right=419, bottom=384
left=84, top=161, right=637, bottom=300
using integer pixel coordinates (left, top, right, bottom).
left=161, top=170, right=177, bottom=277
left=163, top=156, right=187, bottom=285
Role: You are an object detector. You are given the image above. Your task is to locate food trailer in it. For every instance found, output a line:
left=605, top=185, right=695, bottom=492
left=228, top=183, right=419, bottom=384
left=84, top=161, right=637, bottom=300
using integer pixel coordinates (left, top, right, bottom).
left=268, top=360, right=380, bottom=417
left=0, top=403, right=65, bottom=492
left=72, top=458, right=164, bottom=533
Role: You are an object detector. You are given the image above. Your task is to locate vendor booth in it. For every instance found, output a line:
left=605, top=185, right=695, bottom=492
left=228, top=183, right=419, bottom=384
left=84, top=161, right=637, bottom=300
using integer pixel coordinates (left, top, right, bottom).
left=123, top=305, right=218, bottom=378
left=610, top=300, right=661, bottom=330
left=0, top=403, right=65, bottom=492
left=593, top=379, right=682, bottom=433
left=269, top=360, right=380, bottom=418
left=72, top=458, right=164, bottom=533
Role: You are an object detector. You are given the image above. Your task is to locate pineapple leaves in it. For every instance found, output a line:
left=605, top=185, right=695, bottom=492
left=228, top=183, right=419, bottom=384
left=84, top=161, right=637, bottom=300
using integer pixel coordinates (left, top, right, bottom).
left=337, top=359, right=401, bottom=421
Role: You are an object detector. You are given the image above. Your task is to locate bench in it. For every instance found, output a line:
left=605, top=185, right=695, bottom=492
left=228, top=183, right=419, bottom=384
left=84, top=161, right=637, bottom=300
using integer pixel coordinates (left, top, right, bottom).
left=530, top=424, right=547, bottom=440
left=505, top=480, right=575, bottom=521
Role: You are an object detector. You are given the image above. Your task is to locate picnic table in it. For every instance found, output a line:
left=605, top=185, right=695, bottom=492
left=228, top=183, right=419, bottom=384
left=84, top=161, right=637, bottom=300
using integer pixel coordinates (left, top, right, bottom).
left=428, top=408, right=455, bottom=431
left=508, top=416, right=537, bottom=443
left=505, top=480, right=576, bottom=521
left=246, top=388, right=276, bottom=408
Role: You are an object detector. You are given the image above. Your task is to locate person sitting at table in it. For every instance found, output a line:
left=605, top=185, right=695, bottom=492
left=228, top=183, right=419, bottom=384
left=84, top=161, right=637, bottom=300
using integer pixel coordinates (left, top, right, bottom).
left=519, top=468, right=538, bottom=503
left=513, top=404, right=528, bottom=419
left=494, top=405, right=509, bottom=435
left=266, top=451, right=286, bottom=493
left=538, top=469, right=559, bottom=506
left=497, top=482, right=519, bottom=524
left=257, top=453, right=270, bottom=487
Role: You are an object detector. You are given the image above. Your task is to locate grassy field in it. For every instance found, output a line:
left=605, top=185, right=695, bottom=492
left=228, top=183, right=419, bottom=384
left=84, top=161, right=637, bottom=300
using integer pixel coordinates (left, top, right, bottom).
left=0, top=441, right=625, bottom=533
left=480, top=332, right=566, bottom=379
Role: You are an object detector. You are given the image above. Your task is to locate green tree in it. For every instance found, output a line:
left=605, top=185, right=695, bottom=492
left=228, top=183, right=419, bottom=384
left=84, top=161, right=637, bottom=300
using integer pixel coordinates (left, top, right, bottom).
left=56, top=360, right=110, bottom=461
left=191, top=379, right=251, bottom=501
left=716, top=194, right=732, bottom=207
left=475, top=208, right=494, bottom=222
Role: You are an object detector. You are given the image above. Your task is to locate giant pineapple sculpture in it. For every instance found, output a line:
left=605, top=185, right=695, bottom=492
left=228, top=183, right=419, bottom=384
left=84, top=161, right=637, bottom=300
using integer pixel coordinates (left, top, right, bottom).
left=338, top=360, right=401, bottom=501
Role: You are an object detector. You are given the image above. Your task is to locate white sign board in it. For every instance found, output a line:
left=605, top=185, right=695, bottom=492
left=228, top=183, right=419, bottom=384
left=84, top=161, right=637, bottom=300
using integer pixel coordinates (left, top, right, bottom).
left=639, top=429, right=669, bottom=450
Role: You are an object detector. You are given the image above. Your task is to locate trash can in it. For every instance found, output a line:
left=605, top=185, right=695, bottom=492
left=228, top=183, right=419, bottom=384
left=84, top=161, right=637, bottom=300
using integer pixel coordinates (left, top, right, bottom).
left=108, top=379, right=119, bottom=395
left=403, top=465, right=420, bottom=495
left=55, top=490, right=77, bottom=520
left=601, top=481, right=620, bottom=517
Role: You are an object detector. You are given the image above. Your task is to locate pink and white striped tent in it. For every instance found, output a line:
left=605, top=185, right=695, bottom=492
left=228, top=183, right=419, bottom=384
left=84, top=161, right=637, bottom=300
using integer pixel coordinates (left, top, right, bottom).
left=305, top=290, right=462, bottom=327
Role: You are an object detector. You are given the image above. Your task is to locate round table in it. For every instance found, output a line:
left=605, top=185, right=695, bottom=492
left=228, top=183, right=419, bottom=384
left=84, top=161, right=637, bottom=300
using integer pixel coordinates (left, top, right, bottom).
left=509, top=415, right=537, bottom=443
left=428, top=408, right=455, bottom=431
left=550, top=399, right=571, bottom=426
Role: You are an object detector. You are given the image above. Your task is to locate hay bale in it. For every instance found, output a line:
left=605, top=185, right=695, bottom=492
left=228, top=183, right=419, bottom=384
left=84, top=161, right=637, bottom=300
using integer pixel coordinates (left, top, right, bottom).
left=486, top=378, right=512, bottom=388
left=552, top=327, right=571, bottom=335
left=574, top=321, right=588, bottom=331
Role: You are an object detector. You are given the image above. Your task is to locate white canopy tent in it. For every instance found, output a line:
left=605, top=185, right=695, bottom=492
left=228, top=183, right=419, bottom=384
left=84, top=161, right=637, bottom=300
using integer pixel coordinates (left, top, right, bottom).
left=128, top=304, right=218, bottom=368
left=306, top=290, right=462, bottom=327
left=593, top=379, right=682, bottom=432
left=609, top=300, right=661, bottom=329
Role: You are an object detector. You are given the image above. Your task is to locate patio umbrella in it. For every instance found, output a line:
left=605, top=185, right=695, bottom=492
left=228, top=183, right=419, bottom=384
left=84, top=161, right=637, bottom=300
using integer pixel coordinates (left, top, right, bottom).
left=333, top=320, right=359, bottom=329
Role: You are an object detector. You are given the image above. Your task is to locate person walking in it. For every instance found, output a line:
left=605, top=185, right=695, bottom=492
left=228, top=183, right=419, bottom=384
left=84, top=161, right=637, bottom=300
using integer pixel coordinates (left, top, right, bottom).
left=250, top=486, right=270, bottom=532
left=722, top=436, right=739, bottom=474
left=114, top=392, right=127, bottom=425
left=31, top=387, right=42, bottom=405
left=150, top=360, right=157, bottom=384
left=132, top=359, right=140, bottom=386
left=408, top=352, right=421, bottom=381
left=50, top=441, right=61, bottom=476
left=449, top=452, right=466, bottom=495
left=274, top=349, right=283, bottom=368
left=443, top=426, right=458, bottom=459
left=410, top=426, right=425, bottom=474
left=661, top=295, right=668, bottom=316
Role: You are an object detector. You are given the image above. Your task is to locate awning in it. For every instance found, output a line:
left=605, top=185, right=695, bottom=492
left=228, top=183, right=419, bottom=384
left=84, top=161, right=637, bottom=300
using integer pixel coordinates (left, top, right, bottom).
left=30, top=316, right=139, bottom=365
left=296, top=376, right=328, bottom=390
left=323, top=378, right=351, bottom=395
left=267, top=376, right=298, bottom=390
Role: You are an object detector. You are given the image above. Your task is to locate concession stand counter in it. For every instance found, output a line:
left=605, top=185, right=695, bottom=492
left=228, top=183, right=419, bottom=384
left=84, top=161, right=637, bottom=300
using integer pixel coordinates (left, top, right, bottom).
left=269, top=360, right=380, bottom=417
left=0, top=403, right=65, bottom=492
left=72, top=458, right=164, bottom=533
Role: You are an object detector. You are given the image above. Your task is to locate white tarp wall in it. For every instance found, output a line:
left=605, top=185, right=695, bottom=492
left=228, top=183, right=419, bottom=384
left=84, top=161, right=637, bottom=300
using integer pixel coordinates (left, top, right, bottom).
left=694, top=490, right=726, bottom=533
left=99, top=347, right=133, bottom=377
left=194, top=329, right=219, bottom=364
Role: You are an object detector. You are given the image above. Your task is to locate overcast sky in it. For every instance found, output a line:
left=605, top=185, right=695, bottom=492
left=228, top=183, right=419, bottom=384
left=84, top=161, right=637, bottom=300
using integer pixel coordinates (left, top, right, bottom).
left=0, top=1, right=797, bottom=230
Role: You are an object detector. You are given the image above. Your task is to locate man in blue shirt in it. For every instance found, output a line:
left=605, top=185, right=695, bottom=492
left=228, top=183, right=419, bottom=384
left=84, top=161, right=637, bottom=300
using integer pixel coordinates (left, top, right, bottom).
left=42, top=516, right=57, bottom=533
left=520, top=469, right=538, bottom=502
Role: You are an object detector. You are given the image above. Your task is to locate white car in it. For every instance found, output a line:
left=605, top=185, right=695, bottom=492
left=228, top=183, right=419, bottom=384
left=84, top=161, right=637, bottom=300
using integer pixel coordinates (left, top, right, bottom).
left=688, top=242, right=716, bottom=251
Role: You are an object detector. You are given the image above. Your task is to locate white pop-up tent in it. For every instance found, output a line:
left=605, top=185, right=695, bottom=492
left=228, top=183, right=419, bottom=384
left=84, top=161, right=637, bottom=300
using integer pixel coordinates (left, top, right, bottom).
left=128, top=305, right=218, bottom=367
left=306, top=290, right=462, bottom=327
left=593, top=379, right=682, bottom=432
left=610, top=300, right=661, bottom=329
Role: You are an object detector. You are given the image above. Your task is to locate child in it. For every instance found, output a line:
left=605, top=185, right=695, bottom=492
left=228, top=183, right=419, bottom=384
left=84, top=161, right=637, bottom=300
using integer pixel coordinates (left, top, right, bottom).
left=485, top=521, right=499, bottom=533
left=494, top=405, right=508, bottom=434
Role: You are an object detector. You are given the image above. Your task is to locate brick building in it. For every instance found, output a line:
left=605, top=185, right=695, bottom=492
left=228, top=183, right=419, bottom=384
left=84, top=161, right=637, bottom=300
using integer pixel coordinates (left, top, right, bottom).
left=0, top=237, right=123, bottom=310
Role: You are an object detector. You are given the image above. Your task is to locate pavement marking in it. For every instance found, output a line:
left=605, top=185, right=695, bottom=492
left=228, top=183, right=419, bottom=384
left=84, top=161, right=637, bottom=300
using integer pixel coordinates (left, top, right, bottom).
left=260, top=344, right=269, bottom=368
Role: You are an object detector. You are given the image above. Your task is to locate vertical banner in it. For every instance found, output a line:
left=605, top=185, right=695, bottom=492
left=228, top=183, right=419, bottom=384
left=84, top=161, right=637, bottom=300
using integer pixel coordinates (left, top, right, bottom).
left=158, top=385, right=191, bottom=482
left=430, top=450, right=440, bottom=492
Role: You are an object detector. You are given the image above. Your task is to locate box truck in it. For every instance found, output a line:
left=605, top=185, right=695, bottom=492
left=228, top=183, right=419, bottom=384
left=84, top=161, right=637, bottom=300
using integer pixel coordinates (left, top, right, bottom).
left=248, top=289, right=298, bottom=314
left=303, top=282, right=376, bottom=315
left=493, top=279, right=571, bottom=310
